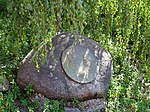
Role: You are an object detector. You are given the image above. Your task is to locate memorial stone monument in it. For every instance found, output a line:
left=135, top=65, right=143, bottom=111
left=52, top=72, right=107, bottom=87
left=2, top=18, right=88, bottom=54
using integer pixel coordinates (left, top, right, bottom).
left=17, top=32, right=112, bottom=111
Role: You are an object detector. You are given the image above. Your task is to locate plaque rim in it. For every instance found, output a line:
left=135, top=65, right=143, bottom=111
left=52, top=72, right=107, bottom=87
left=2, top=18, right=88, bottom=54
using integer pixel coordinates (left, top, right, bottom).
left=61, top=45, right=98, bottom=83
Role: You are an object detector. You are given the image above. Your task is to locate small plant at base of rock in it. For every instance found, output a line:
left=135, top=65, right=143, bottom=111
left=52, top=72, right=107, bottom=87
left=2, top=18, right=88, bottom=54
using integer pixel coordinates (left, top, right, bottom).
left=43, top=99, right=66, bottom=112
left=71, top=98, right=80, bottom=108
left=21, top=98, right=30, bottom=107
left=24, top=84, right=34, bottom=97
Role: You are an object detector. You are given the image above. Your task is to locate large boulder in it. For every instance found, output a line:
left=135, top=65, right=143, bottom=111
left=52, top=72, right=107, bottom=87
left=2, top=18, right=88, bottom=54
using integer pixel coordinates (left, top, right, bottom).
left=17, top=32, right=112, bottom=101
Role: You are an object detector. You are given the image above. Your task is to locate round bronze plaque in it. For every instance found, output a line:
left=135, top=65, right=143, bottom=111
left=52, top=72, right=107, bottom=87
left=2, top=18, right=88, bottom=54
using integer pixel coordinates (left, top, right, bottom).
left=61, top=45, right=98, bottom=83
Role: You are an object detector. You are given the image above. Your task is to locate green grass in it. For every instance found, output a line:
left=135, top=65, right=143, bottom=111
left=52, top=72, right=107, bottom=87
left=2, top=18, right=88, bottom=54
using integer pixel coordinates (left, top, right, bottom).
left=0, top=0, right=150, bottom=111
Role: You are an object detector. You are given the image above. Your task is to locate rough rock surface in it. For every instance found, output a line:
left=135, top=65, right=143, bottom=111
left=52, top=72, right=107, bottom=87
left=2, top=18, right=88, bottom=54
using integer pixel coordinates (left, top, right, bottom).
left=64, top=107, right=81, bottom=112
left=0, top=76, right=9, bottom=91
left=79, top=98, right=105, bottom=112
left=65, top=98, right=105, bottom=112
left=17, top=32, right=112, bottom=101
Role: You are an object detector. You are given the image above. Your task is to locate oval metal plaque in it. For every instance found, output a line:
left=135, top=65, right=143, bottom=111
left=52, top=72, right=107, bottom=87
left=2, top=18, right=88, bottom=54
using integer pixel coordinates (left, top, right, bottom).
left=61, top=45, right=98, bottom=83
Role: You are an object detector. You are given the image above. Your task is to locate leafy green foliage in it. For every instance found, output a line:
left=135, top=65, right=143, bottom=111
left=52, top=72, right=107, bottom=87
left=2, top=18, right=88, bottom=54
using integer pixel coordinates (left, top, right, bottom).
left=0, top=0, right=7, bottom=17
left=0, top=0, right=150, bottom=111
left=24, top=84, right=34, bottom=96
left=43, top=99, right=65, bottom=112
left=71, top=98, right=81, bottom=107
